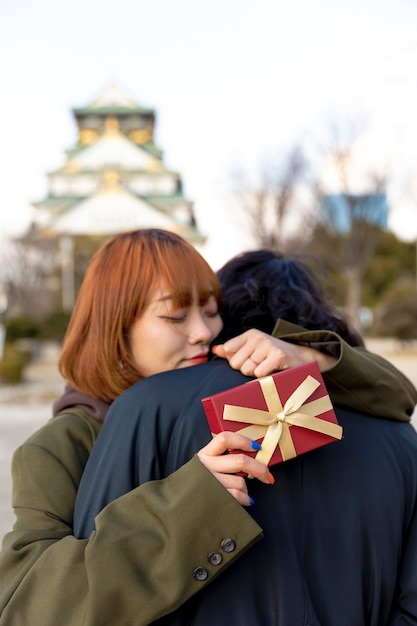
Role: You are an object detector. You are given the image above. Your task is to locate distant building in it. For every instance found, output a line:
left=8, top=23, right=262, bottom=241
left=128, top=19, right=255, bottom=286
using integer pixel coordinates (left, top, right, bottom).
left=20, top=84, right=204, bottom=316
left=321, top=193, right=388, bottom=232
left=30, top=83, right=203, bottom=241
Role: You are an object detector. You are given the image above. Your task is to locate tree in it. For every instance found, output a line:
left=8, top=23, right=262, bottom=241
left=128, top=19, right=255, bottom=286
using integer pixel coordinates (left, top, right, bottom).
left=373, top=277, right=417, bottom=340
left=232, top=145, right=315, bottom=253
left=309, top=118, right=391, bottom=330
left=0, top=237, right=60, bottom=319
left=363, top=230, right=416, bottom=307
left=233, top=120, right=395, bottom=330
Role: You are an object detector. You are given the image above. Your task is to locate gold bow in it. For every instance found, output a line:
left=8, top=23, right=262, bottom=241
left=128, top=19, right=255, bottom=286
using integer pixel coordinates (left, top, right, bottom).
left=223, top=374, right=342, bottom=466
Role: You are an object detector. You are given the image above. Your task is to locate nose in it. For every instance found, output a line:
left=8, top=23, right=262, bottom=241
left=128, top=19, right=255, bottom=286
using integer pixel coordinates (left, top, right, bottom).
left=188, top=312, right=214, bottom=344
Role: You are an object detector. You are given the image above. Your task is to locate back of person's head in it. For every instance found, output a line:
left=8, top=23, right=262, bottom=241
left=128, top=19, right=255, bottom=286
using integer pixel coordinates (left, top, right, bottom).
left=59, top=229, right=220, bottom=402
left=216, top=249, right=364, bottom=347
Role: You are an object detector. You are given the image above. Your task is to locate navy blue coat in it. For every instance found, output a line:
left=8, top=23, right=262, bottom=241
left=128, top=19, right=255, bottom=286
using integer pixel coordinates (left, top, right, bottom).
left=75, top=360, right=417, bottom=625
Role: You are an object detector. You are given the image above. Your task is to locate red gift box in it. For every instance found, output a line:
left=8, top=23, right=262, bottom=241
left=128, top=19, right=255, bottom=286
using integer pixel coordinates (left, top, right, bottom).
left=202, top=361, right=342, bottom=469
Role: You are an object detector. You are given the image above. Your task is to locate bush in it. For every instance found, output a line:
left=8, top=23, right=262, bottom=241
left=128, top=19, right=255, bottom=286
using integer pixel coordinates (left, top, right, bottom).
left=4, top=316, right=41, bottom=343
left=373, top=278, right=417, bottom=340
left=39, top=311, right=72, bottom=341
left=4, top=310, right=71, bottom=344
left=0, top=344, right=31, bottom=384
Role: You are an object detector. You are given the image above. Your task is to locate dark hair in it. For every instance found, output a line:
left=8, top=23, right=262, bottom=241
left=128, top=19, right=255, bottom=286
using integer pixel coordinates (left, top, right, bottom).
left=216, top=249, right=364, bottom=347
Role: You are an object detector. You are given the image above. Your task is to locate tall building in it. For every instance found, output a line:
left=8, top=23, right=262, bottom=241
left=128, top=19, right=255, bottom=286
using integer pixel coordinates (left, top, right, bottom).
left=30, top=83, right=203, bottom=242
left=19, top=84, right=205, bottom=316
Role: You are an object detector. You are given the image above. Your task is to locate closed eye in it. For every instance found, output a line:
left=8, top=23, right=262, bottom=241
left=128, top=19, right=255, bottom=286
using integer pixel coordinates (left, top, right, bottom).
left=158, top=315, right=187, bottom=323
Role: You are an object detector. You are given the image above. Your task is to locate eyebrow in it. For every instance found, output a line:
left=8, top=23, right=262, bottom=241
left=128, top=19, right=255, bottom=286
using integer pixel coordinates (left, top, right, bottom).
left=155, top=294, right=173, bottom=303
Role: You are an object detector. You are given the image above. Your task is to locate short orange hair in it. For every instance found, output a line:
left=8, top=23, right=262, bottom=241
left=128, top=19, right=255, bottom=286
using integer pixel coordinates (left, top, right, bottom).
left=59, top=229, right=221, bottom=402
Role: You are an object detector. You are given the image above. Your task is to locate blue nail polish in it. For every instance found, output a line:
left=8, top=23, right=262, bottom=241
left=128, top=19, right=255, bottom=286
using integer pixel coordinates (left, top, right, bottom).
left=249, top=497, right=255, bottom=506
left=251, top=440, right=262, bottom=451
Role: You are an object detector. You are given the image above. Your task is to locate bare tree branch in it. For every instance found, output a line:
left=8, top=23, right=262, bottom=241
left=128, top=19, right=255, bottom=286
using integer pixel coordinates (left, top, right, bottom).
left=233, top=145, right=314, bottom=252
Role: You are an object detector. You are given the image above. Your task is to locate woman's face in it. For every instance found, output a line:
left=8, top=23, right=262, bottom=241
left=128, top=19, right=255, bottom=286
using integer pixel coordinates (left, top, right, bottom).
left=128, top=284, right=223, bottom=378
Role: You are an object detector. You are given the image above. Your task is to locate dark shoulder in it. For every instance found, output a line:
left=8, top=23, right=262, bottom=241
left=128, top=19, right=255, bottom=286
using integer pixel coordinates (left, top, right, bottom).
left=114, top=360, right=249, bottom=409
left=335, top=407, right=417, bottom=464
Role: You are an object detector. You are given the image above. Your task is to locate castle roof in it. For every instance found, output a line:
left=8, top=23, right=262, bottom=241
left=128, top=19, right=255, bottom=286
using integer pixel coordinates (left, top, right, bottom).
left=73, top=83, right=154, bottom=116
left=52, top=185, right=174, bottom=235
left=63, top=130, right=163, bottom=172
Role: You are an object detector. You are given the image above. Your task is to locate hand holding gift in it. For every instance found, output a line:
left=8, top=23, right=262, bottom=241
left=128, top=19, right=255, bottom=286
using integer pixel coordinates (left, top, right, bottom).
left=202, top=361, right=342, bottom=472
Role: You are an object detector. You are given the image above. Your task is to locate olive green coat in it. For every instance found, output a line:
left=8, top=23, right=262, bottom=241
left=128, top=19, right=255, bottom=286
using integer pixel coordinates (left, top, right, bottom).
left=0, top=411, right=261, bottom=625
left=273, top=320, right=416, bottom=422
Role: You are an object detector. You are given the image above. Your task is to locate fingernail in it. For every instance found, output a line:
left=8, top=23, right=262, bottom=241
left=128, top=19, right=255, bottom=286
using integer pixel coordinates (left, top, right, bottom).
left=249, top=497, right=255, bottom=506
left=267, top=473, right=275, bottom=485
left=251, top=440, right=262, bottom=451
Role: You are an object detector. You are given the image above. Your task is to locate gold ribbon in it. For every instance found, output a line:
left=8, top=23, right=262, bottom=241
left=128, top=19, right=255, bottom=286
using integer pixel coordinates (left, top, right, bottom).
left=223, top=374, right=342, bottom=466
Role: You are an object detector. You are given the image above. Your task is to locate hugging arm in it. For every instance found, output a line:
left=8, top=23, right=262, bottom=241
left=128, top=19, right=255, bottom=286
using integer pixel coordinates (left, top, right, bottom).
left=272, top=320, right=416, bottom=422
left=217, top=320, right=416, bottom=422
left=0, top=412, right=262, bottom=626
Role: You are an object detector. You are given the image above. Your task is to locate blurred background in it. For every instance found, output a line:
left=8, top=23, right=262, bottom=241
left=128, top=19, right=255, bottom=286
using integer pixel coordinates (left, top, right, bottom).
left=0, top=0, right=417, bottom=536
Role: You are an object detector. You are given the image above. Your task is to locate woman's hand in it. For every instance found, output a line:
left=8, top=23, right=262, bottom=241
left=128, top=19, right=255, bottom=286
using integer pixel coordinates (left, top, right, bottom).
left=213, top=329, right=337, bottom=377
left=197, top=431, right=274, bottom=506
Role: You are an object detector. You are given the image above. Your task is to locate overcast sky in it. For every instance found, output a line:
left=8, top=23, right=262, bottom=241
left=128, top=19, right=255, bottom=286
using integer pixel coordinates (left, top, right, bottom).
left=1, top=0, right=417, bottom=267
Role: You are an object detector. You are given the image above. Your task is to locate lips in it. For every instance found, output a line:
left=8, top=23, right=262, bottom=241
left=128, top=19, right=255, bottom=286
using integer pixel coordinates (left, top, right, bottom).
left=187, top=354, right=209, bottom=365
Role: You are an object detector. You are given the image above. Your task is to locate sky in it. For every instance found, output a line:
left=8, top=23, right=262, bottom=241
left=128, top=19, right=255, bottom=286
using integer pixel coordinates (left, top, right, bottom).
left=1, top=0, right=417, bottom=268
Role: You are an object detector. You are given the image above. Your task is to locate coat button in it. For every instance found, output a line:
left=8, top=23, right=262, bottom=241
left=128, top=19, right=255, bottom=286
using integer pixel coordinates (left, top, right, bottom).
left=193, top=566, right=208, bottom=581
left=208, top=551, right=222, bottom=566
left=220, top=538, right=236, bottom=553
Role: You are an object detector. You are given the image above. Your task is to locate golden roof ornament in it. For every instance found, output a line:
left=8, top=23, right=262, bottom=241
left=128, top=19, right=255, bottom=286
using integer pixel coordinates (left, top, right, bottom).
left=104, top=116, right=119, bottom=134
left=100, top=170, right=122, bottom=193
left=79, top=129, right=98, bottom=145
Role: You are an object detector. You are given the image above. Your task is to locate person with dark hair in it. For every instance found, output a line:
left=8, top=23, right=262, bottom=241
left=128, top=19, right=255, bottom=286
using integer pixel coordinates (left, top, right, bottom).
left=72, top=249, right=417, bottom=625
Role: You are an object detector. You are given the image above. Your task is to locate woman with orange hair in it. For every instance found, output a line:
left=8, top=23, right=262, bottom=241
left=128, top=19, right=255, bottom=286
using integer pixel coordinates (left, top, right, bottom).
left=58, top=228, right=223, bottom=402
left=0, top=228, right=273, bottom=626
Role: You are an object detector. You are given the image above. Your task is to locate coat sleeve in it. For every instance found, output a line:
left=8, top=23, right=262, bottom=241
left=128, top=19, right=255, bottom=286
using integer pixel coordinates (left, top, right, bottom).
left=272, top=319, right=417, bottom=422
left=0, top=413, right=262, bottom=626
